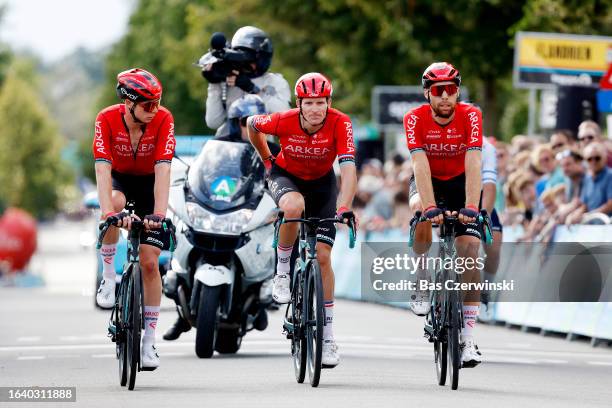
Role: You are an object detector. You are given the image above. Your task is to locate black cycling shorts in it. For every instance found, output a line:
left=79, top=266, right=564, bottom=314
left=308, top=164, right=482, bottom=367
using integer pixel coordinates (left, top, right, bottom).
left=409, top=173, right=481, bottom=240
left=111, top=170, right=172, bottom=250
left=268, top=165, right=337, bottom=247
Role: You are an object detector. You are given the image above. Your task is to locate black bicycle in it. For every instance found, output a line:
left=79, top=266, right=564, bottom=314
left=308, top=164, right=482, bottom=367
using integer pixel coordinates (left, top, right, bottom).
left=97, top=208, right=175, bottom=390
left=409, top=209, right=492, bottom=390
left=273, top=211, right=356, bottom=387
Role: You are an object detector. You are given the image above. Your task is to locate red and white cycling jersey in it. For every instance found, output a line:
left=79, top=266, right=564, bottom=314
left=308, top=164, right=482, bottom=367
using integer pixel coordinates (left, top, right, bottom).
left=404, top=102, right=482, bottom=180
left=92, top=104, right=176, bottom=175
left=252, top=108, right=356, bottom=180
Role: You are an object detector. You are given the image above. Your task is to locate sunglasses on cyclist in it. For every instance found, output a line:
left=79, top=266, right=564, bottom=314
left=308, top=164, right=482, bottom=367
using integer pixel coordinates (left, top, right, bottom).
left=429, top=84, right=458, bottom=97
left=586, top=155, right=602, bottom=163
left=140, top=99, right=161, bottom=113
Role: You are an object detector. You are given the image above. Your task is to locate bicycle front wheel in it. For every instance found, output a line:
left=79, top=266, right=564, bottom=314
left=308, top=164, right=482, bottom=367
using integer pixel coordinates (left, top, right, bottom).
left=291, top=263, right=307, bottom=383
left=448, top=291, right=461, bottom=390
left=117, top=275, right=129, bottom=387
left=126, top=264, right=142, bottom=391
left=305, top=260, right=324, bottom=387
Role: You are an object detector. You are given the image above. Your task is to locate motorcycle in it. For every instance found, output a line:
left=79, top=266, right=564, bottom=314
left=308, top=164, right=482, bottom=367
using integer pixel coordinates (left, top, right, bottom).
left=163, top=139, right=277, bottom=358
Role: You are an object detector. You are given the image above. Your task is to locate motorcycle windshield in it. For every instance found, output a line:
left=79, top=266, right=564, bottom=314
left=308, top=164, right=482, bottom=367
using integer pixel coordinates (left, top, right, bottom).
left=187, top=140, right=263, bottom=211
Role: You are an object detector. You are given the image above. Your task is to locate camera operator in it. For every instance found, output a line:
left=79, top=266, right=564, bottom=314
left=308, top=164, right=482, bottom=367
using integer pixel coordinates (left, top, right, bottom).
left=202, top=26, right=291, bottom=137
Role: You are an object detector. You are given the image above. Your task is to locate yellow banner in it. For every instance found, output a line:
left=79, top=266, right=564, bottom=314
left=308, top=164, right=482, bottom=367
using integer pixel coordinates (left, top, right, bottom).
left=518, top=34, right=612, bottom=72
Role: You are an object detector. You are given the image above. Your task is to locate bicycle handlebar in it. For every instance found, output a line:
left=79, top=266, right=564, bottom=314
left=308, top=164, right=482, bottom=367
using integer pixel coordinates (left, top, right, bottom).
left=96, top=216, right=176, bottom=250
left=408, top=209, right=493, bottom=247
left=272, top=211, right=357, bottom=249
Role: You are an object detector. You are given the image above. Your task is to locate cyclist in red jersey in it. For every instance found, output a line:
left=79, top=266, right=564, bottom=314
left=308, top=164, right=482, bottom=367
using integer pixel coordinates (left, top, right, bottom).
left=247, top=72, right=357, bottom=368
left=404, top=62, right=484, bottom=368
left=93, top=68, right=176, bottom=370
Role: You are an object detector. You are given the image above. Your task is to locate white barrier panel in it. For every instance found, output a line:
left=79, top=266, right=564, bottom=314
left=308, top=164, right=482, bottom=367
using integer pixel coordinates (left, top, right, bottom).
left=332, top=225, right=612, bottom=345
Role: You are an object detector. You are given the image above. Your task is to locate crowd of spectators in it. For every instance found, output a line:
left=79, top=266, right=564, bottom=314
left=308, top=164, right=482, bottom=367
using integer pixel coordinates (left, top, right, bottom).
left=353, top=120, right=612, bottom=241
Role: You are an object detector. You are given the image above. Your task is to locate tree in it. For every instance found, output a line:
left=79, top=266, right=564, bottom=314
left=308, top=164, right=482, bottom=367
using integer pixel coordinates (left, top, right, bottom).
left=99, top=0, right=204, bottom=135
left=0, top=60, right=72, bottom=218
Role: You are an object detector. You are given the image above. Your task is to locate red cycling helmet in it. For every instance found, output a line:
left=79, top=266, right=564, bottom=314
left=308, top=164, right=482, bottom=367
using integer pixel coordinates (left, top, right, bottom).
left=116, top=68, right=162, bottom=102
left=295, top=72, right=333, bottom=98
left=422, top=62, right=461, bottom=89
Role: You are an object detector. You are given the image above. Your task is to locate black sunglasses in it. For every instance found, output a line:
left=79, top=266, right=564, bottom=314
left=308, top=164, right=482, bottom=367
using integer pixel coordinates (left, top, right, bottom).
left=586, top=156, right=602, bottom=163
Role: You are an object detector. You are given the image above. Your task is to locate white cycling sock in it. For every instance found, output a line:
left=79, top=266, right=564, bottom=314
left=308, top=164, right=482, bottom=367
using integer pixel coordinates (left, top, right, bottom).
left=144, top=306, right=160, bottom=341
left=462, top=305, right=479, bottom=341
left=323, top=301, right=334, bottom=341
left=100, top=244, right=117, bottom=281
left=276, top=244, right=293, bottom=275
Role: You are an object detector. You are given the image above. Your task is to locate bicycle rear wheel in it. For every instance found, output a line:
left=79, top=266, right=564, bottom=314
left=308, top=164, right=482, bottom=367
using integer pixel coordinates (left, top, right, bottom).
left=117, top=275, right=129, bottom=387
left=448, top=291, right=461, bottom=390
left=291, top=266, right=307, bottom=383
left=126, top=264, right=142, bottom=391
left=305, top=261, right=323, bottom=387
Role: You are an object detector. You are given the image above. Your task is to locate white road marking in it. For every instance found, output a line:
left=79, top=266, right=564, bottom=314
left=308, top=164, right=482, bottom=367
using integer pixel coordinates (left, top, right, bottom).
left=91, top=354, right=115, bottom=359
left=16, top=336, right=41, bottom=342
left=17, top=356, right=45, bottom=360
left=587, top=361, right=612, bottom=366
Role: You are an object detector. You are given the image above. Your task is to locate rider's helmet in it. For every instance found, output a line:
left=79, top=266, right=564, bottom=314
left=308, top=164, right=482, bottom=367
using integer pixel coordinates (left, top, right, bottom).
left=227, top=94, right=267, bottom=138
left=294, top=72, right=333, bottom=99
left=231, top=26, right=273, bottom=77
left=116, top=68, right=162, bottom=102
left=421, top=62, right=461, bottom=89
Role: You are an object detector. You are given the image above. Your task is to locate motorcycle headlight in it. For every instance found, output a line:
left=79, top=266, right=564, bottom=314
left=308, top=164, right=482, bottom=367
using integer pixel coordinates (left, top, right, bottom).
left=186, top=202, right=254, bottom=235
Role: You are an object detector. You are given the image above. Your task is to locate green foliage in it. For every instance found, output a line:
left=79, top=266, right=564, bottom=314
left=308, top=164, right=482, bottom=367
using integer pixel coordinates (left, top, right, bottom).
left=0, top=60, right=73, bottom=218
left=99, top=0, right=204, bottom=135
left=512, top=0, right=612, bottom=36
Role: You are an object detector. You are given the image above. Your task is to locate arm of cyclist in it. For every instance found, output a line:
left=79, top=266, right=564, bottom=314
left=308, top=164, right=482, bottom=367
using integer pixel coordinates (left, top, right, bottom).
left=461, top=149, right=482, bottom=223
left=247, top=115, right=275, bottom=171
left=412, top=151, right=443, bottom=224
left=146, top=115, right=175, bottom=230
left=146, top=162, right=171, bottom=230
left=337, top=164, right=357, bottom=225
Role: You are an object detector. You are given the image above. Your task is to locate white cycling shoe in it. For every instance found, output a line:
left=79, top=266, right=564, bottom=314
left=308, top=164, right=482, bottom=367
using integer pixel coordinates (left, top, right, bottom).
left=272, top=274, right=291, bottom=304
left=96, top=279, right=116, bottom=309
left=409, top=290, right=430, bottom=316
left=141, top=339, right=160, bottom=370
left=322, top=339, right=340, bottom=368
left=460, top=338, right=482, bottom=368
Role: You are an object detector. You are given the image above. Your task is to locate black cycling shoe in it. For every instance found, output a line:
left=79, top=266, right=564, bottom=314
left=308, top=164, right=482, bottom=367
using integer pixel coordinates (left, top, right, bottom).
left=162, top=316, right=191, bottom=341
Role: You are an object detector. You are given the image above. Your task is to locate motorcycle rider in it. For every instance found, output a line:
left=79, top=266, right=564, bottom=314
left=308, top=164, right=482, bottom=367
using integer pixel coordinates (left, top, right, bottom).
left=204, top=26, right=291, bottom=137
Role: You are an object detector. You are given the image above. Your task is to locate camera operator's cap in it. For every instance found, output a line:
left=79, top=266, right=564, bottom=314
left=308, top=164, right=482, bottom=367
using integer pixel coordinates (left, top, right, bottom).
left=295, top=72, right=333, bottom=98
left=116, top=68, right=162, bottom=102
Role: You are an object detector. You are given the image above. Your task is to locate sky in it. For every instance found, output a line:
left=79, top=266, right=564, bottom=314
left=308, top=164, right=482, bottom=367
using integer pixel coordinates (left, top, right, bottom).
left=0, top=0, right=134, bottom=62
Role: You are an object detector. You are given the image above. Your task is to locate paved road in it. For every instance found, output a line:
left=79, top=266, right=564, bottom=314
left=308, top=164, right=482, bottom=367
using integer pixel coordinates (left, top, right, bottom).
left=1, top=218, right=611, bottom=407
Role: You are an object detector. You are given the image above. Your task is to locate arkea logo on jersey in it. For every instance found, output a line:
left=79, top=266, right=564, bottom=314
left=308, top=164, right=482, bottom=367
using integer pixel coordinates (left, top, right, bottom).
left=424, top=143, right=467, bottom=153
left=94, top=121, right=107, bottom=155
left=164, top=123, right=176, bottom=156
left=284, top=145, right=331, bottom=156
left=468, top=111, right=480, bottom=144
left=405, top=114, right=418, bottom=145
left=344, top=121, right=356, bottom=153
